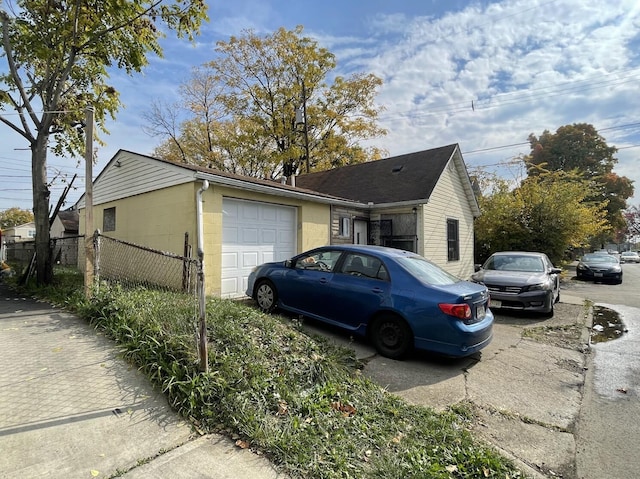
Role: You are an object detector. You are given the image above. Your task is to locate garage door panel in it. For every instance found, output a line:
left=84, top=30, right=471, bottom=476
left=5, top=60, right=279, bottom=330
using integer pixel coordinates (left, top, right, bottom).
left=221, top=251, right=238, bottom=269
left=278, top=230, right=294, bottom=245
left=261, top=228, right=277, bottom=244
left=222, top=198, right=297, bottom=298
left=242, top=209, right=259, bottom=223
left=261, top=206, right=278, bottom=221
left=242, top=228, right=259, bottom=244
left=221, top=277, right=238, bottom=296
left=278, top=208, right=295, bottom=222
left=242, top=251, right=259, bottom=268
left=222, top=226, right=238, bottom=243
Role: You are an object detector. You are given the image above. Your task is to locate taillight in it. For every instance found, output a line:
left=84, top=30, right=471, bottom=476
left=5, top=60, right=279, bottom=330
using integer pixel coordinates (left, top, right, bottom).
left=439, top=303, right=472, bottom=319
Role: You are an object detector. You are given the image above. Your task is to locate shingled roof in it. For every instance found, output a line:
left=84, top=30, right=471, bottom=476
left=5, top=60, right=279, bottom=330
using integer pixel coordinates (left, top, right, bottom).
left=57, top=209, right=79, bottom=233
left=295, top=144, right=461, bottom=204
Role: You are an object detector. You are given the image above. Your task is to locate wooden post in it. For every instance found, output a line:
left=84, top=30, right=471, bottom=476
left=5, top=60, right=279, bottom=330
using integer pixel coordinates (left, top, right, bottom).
left=84, top=107, right=94, bottom=298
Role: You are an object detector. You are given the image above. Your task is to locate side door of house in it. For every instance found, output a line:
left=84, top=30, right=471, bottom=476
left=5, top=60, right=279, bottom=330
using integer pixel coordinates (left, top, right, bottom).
left=354, top=220, right=368, bottom=245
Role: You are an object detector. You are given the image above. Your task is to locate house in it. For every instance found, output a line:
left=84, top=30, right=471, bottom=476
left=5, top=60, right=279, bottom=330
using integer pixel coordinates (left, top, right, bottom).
left=296, top=144, right=480, bottom=278
left=51, top=209, right=79, bottom=239
left=51, top=209, right=80, bottom=266
left=1, top=221, right=36, bottom=243
left=77, top=144, right=479, bottom=298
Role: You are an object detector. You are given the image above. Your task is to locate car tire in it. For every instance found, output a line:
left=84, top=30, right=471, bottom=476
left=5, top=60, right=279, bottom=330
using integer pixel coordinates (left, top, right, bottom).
left=544, top=302, right=555, bottom=318
left=255, top=280, right=278, bottom=313
left=370, top=314, right=413, bottom=359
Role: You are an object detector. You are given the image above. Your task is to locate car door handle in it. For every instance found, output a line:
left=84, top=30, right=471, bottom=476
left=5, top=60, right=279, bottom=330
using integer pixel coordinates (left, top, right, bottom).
left=319, top=277, right=329, bottom=284
left=371, top=287, right=384, bottom=293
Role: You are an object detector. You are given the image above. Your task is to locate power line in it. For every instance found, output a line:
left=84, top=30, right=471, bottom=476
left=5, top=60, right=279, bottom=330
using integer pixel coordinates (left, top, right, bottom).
left=377, top=67, right=640, bottom=123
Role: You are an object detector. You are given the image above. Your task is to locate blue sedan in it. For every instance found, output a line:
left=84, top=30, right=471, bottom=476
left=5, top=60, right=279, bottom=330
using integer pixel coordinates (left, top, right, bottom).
left=246, top=245, right=493, bottom=359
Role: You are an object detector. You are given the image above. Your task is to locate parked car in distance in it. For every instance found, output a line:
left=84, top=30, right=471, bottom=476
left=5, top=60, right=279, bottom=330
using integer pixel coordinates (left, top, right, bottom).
left=576, top=253, right=623, bottom=283
left=620, top=251, right=640, bottom=264
left=246, top=245, right=493, bottom=359
left=470, top=251, right=561, bottom=317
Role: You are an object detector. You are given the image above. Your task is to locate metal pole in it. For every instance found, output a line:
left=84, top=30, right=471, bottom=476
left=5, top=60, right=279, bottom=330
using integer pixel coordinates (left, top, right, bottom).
left=196, top=180, right=209, bottom=372
left=84, top=106, right=95, bottom=298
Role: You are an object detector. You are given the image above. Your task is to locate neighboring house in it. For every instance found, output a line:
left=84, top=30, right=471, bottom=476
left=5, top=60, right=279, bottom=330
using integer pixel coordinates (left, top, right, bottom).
left=50, top=209, right=79, bottom=238
left=1, top=222, right=36, bottom=243
left=77, top=144, right=479, bottom=298
left=51, top=209, right=80, bottom=266
left=1, top=221, right=36, bottom=268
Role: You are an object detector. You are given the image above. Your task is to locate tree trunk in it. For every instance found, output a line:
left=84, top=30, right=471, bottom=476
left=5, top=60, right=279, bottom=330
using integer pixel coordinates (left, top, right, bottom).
left=31, top=134, right=53, bottom=285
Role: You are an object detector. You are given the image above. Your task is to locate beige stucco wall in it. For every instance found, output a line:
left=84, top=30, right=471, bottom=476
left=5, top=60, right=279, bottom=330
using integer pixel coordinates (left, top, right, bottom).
left=80, top=181, right=331, bottom=296
left=79, top=182, right=199, bottom=254
left=422, top=163, right=475, bottom=279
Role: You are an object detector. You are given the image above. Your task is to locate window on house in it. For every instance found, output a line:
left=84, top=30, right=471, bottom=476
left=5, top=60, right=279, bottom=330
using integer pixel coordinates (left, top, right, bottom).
left=339, top=216, right=350, bottom=237
left=103, top=207, right=116, bottom=232
left=447, top=218, right=459, bottom=261
left=28, top=229, right=36, bottom=238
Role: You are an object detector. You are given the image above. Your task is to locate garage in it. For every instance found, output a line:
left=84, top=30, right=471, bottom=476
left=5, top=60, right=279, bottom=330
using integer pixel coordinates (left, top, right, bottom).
left=221, top=198, right=297, bottom=298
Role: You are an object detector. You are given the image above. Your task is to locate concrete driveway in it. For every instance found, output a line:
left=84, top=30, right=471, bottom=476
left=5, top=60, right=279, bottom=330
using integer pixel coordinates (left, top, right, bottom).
left=301, top=295, right=590, bottom=479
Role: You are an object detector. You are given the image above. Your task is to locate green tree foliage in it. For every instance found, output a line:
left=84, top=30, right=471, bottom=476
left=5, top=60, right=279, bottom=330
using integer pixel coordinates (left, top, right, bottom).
left=527, top=123, right=634, bottom=244
left=0, top=207, right=34, bottom=229
left=475, top=171, right=608, bottom=265
left=0, top=0, right=208, bottom=284
left=146, top=26, right=387, bottom=179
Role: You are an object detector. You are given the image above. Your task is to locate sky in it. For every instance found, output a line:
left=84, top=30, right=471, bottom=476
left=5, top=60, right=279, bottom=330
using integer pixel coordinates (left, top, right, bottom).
left=1, top=0, right=640, bottom=214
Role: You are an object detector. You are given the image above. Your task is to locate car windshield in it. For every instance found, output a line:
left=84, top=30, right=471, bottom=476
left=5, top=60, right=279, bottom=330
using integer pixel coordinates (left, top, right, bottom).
left=582, top=254, right=617, bottom=263
left=396, top=256, right=460, bottom=285
left=622, top=252, right=637, bottom=256
left=484, top=254, right=545, bottom=272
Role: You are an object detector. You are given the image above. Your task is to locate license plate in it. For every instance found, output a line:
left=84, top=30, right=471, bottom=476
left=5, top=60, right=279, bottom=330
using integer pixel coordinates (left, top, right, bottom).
left=594, top=273, right=603, bottom=278
left=476, top=305, right=486, bottom=319
left=489, top=300, right=502, bottom=308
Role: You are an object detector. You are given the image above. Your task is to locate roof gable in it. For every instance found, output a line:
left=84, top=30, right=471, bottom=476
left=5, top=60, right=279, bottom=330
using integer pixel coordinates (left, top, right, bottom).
left=77, top=149, right=355, bottom=209
left=296, top=144, right=457, bottom=204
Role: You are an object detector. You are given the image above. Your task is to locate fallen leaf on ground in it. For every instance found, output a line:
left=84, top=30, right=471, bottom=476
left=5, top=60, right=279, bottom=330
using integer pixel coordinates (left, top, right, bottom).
left=235, top=439, right=250, bottom=449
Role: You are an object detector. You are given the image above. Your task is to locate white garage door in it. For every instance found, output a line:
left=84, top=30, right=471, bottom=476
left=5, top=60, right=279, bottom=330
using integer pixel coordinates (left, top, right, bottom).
left=221, top=198, right=297, bottom=298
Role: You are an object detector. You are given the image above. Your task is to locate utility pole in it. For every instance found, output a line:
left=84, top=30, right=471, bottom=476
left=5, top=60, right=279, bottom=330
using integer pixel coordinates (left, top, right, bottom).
left=84, top=106, right=94, bottom=298
left=295, top=81, right=311, bottom=173
left=302, top=81, right=310, bottom=173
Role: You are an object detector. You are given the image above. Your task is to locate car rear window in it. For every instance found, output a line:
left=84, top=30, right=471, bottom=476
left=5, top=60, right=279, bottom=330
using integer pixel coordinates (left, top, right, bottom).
left=396, top=256, right=460, bottom=285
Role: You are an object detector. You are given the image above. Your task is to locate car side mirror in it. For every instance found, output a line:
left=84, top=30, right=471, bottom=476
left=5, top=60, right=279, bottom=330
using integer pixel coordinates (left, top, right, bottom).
left=550, top=267, right=562, bottom=274
left=284, top=259, right=293, bottom=268
left=474, top=264, right=482, bottom=272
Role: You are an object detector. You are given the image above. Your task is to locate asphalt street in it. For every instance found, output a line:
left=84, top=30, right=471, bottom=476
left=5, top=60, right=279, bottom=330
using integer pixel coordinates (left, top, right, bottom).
left=567, top=262, right=640, bottom=479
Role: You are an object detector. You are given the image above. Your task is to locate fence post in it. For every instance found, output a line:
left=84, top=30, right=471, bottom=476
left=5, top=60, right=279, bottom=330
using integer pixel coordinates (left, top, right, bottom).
left=196, top=180, right=209, bottom=373
left=93, top=230, right=101, bottom=292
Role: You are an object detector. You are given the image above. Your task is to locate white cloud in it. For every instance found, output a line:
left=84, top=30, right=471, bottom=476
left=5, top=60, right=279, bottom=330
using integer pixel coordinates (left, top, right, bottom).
left=2, top=0, right=639, bottom=211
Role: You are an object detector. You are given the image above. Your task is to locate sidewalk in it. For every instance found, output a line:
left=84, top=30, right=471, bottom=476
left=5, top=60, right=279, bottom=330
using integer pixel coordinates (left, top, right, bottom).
left=0, top=284, right=284, bottom=479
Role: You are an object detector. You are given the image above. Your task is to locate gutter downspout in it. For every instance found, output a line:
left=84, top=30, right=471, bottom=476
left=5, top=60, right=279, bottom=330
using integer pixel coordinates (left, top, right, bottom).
left=196, top=180, right=209, bottom=372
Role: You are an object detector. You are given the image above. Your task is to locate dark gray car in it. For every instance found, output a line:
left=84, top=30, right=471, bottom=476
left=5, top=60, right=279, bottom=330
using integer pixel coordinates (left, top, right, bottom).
left=471, top=251, right=561, bottom=316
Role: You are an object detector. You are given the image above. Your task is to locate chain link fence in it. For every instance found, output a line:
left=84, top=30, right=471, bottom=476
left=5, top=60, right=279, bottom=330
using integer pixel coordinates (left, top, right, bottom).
left=94, top=233, right=199, bottom=295
left=4, top=240, right=35, bottom=273
left=4, top=232, right=199, bottom=296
